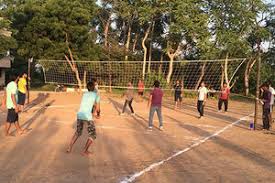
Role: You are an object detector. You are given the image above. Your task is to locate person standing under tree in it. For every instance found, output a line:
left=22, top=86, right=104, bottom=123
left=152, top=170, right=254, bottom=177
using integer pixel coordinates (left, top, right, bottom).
left=2, top=75, right=26, bottom=136
left=218, top=83, right=230, bottom=112
left=148, top=80, right=164, bottom=131
left=17, top=73, right=28, bottom=112
left=258, top=83, right=272, bottom=131
left=197, top=81, right=208, bottom=119
left=120, top=82, right=135, bottom=115
left=66, top=81, right=100, bottom=156
left=174, top=80, right=183, bottom=109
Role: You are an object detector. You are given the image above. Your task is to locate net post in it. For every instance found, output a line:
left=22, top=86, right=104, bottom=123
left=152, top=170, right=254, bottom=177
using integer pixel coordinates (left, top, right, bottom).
left=254, top=53, right=261, bottom=130
left=27, top=57, right=33, bottom=104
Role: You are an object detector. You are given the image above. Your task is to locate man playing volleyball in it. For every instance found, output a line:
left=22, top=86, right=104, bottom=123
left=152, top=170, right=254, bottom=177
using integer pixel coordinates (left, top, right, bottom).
left=174, top=80, right=183, bottom=109
left=218, top=83, right=230, bottom=112
left=66, top=80, right=100, bottom=156
left=148, top=80, right=164, bottom=131
left=197, top=81, right=208, bottom=119
left=120, top=82, right=135, bottom=115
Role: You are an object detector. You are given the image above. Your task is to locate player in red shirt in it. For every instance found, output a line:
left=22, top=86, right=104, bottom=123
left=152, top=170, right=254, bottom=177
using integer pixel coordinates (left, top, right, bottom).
left=218, top=83, right=230, bottom=112
left=138, top=79, right=145, bottom=96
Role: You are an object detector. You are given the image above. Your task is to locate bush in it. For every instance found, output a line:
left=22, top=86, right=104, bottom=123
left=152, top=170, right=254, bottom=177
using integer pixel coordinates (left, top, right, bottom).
left=145, top=72, right=168, bottom=89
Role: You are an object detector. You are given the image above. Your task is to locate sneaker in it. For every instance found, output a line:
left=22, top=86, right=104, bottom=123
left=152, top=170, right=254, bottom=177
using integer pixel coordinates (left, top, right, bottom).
left=148, top=126, right=153, bottom=131
left=218, top=110, right=222, bottom=113
left=159, top=126, right=164, bottom=131
left=120, top=113, right=125, bottom=116
left=131, top=113, right=136, bottom=116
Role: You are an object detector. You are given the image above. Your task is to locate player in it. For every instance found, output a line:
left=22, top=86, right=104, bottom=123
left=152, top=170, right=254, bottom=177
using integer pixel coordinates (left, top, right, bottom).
left=218, top=83, right=230, bottom=112
left=120, top=82, right=135, bottom=115
left=148, top=80, right=164, bottom=131
left=2, top=75, right=26, bottom=136
left=267, top=81, right=274, bottom=124
left=17, top=73, right=28, bottom=112
left=174, top=80, right=183, bottom=109
left=138, top=79, right=145, bottom=96
left=197, top=81, right=208, bottom=119
left=259, top=83, right=271, bottom=131
left=66, top=80, right=100, bottom=156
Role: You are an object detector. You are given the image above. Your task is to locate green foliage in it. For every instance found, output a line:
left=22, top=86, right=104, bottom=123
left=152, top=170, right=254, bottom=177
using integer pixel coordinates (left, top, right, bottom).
left=144, top=72, right=167, bottom=89
left=0, top=0, right=274, bottom=96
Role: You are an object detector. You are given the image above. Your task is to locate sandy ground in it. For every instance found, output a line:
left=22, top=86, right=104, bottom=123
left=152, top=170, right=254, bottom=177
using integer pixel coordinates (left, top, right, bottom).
left=0, top=92, right=274, bottom=183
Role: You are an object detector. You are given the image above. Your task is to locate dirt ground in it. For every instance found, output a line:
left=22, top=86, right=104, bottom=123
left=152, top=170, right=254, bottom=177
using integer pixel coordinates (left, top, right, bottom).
left=0, top=91, right=275, bottom=183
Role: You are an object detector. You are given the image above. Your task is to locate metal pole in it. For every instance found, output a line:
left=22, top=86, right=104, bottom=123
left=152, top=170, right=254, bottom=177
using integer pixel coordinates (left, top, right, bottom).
left=254, top=52, right=261, bottom=130
left=27, top=58, right=32, bottom=104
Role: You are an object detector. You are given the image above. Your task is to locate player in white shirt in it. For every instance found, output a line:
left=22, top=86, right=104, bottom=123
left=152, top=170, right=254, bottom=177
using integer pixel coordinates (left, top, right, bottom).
left=197, top=81, right=208, bottom=118
left=267, top=81, right=275, bottom=124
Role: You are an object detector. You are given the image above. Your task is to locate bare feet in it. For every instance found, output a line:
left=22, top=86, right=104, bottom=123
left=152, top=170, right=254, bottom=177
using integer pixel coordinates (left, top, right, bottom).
left=81, top=151, right=93, bottom=157
left=5, top=133, right=13, bottom=137
left=66, top=147, right=72, bottom=153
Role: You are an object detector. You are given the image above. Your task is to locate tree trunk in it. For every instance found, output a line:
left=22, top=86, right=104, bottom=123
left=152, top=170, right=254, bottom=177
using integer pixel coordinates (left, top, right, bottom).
left=104, top=15, right=111, bottom=48
left=142, top=25, right=151, bottom=80
left=83, top=70, right=87, bottom=89
left=65, top=51, right=82, bottom=90
left=195, top=62, right=206, bottom=90
left=166, top=44, right=181, bottom=84
left=65, top=33, right=82, bottom=90
left=166, top=55, right=174, bottom=84
left=74, top=67, right=82, bottom=90
left=125, top=22, right=132, bottom=61
left=244, top=62, right=250, bottom=96
left=158, top=53, right=163, bottom=77
left=244, top=58, right=257, bottom=96
left=148, top=21, right=155, bottom=73
left=132, top=33, right=138, bottom=52
left=220, top=65, right=224, bottom=89
left=224, top=53, right=229, bottom=84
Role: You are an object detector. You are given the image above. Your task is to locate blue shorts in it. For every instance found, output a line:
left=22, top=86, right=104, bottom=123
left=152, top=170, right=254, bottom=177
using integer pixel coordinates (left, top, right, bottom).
left=17, top=91, right=26, bottom=105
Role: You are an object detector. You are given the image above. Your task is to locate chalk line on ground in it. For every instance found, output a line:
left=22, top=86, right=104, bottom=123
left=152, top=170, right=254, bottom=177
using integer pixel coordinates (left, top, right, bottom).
left=119, top=113, right=253, bottom=183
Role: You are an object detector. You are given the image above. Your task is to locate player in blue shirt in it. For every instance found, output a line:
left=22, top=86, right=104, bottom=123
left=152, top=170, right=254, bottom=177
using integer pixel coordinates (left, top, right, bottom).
left=66, top=80, right=100, bottom=156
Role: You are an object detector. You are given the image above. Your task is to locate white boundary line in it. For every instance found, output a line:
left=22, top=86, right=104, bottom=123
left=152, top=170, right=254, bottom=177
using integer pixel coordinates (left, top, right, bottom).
left=119, top=113, right=253, bottom=183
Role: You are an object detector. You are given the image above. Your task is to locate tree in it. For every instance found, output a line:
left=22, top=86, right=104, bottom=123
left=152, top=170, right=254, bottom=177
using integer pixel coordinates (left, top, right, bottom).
left=165, top=0, right=210, bottom=84
left=0, top=15, right=16, bottom=55
left=5, top=0, right=101, bottom=60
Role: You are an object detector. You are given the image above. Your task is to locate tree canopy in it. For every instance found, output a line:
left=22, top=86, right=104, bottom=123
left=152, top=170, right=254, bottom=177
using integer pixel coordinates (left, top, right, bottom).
left=0, top=0, right=274, bottom=93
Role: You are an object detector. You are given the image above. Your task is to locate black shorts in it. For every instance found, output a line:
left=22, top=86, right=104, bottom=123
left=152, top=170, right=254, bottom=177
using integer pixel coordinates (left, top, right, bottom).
left=17, top=91, right=26, bottom=105
left=138, top=91, right=144, bottom=96
left=7, top=109, right=19, bottom=123
left=175, top=94, right=182, bottom=102
left=76, top=119, right=96, bottom=140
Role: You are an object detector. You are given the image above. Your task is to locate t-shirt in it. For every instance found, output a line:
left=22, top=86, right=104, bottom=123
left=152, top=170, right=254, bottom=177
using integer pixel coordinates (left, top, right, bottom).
left=77, top=92, right=100, bottom=121
left=174, top=84, right=182, bottom=95
left=6, top=81, right=17, bottom=109
left=220, top=87, right=230, bottom=100
left=150, top=88, right=163, bottom=107
left=198, top=87, right=208, bottom=101
left=269, top=87, right=275, bottom=105
left=18, top=78, right=27, bottom=94
left=263, top=90, right=271, bottom=109
left=138, top=82, right=145, bottom=92
left=125, top=86, right=134, bottom=101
